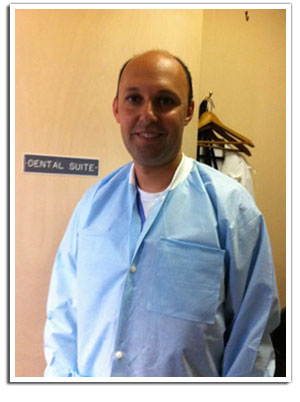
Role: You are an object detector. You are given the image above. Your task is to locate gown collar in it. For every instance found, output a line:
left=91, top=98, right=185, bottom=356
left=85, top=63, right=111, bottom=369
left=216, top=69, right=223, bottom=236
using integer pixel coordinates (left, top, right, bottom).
left=128, top=153, right=194, bottom=192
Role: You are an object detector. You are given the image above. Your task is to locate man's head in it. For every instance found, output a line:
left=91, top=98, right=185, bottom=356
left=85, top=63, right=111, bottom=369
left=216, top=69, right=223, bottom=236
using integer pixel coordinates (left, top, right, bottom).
left=116, top=51, right=194, bottom=109
left=113, top=50, right=194, bottom=169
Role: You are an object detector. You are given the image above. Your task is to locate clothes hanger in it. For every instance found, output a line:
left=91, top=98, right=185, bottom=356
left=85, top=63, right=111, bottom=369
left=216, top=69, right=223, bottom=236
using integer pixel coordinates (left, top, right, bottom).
left=202, top=125, right=252, bottom=156
left=197, top=92, right=255, bottom=156
left=198, top=111, right=255, bottom=148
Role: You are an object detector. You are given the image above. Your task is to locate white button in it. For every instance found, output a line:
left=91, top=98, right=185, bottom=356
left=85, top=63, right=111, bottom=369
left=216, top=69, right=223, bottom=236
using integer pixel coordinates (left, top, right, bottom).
left=115, top=351, right=123, bottom=359
left=161, top=196, right=166, bottom=201
left=130, top=265, right=136, bottom=273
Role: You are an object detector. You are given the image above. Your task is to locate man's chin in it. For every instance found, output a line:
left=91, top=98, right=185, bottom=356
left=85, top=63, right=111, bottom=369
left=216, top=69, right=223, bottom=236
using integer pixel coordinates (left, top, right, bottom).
left=133, top=153, right=181, bottom=170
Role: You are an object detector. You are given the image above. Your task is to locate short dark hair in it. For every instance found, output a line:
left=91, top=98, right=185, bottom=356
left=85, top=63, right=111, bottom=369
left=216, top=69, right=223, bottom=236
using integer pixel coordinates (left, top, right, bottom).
left=173, top=56, right=193, bottom=108
left=116, top=52, right=193, bottom=107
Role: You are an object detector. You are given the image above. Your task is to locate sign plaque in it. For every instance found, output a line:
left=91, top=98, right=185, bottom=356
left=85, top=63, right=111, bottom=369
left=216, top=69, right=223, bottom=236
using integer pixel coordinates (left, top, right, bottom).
left=23, top=154, right=99, bottom=176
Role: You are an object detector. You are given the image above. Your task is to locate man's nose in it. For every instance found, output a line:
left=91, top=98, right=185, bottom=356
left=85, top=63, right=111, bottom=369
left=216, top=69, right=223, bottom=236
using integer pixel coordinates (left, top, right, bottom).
left=138, top=100, right=158, bottom=124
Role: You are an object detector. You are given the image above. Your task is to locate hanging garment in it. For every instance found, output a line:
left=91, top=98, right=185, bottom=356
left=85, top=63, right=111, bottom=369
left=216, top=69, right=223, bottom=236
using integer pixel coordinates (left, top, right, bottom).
left=217, top=152, right=255, bottom=198
left=44, top=156, right=279, bottom=377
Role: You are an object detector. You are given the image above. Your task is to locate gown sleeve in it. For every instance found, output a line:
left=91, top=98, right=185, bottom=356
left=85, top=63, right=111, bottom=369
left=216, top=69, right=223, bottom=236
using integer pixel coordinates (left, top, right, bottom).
left=222, top=212, right=281, bottom=377
left=43, top=205, right=80, bottom=377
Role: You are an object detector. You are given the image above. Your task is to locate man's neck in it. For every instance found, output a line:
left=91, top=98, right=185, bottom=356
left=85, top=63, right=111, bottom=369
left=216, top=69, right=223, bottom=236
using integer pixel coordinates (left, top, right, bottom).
left=134, top=154, right=182, bottom=193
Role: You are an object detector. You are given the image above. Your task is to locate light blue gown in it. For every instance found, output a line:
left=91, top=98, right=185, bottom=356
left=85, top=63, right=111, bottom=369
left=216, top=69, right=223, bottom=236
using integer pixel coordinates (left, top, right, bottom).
left=44, top=159, right=280, bottom=377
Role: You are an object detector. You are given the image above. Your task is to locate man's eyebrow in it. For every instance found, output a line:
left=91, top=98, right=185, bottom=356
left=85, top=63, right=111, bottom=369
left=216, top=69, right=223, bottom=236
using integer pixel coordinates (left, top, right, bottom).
left=122, top=87, right=180, bottom=101
left=123, top=86, right=140, bottom=93
left=156, top=89, right=178, bottom=96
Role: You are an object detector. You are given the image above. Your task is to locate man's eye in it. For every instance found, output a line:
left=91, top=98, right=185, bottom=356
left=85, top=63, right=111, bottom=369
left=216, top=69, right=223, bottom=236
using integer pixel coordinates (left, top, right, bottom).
left=126, top=95, right=142, bottom=104
left=156, top=97, right=175, bottom=106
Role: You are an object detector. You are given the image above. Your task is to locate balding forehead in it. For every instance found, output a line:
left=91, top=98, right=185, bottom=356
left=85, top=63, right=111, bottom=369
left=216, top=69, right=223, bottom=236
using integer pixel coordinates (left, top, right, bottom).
left=116, top=50, right=193, bottom=106
left=125, top=51, right=183, bottom=74
left=121, top=52, right=188, bottom=92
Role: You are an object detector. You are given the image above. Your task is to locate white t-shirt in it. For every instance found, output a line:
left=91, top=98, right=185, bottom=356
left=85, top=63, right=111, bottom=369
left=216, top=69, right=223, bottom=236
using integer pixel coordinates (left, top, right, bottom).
left=137, top=188, right=163, bottom=219
left=130, top=154, right=193, bottom=219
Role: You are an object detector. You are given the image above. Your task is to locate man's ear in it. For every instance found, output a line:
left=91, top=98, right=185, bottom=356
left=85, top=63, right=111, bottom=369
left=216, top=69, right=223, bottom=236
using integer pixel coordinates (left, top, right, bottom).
left=112, top=97, right=120, bottom=123
left=184, top=100, right=195, bottom=126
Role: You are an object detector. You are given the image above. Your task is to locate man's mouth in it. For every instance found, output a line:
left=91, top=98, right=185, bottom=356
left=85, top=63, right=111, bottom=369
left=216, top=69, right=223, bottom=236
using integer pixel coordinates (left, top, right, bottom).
left=135, top=132, right=162, bottom=138
left=132, top=129, right=165, bottom=139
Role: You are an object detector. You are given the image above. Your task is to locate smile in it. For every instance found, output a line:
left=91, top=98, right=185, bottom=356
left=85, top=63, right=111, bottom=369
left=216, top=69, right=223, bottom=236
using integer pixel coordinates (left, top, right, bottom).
left=134, top=132, right=163, bottom=138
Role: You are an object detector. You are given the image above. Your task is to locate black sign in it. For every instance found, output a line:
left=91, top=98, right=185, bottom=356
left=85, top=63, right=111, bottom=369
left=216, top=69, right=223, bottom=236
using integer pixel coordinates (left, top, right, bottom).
left=24, top=154, right=99, bottom=176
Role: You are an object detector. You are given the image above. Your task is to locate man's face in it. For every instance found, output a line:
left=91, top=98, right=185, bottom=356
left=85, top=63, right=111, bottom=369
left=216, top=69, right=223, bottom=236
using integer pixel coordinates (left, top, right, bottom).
left=113, top=52, right=194, bottom=169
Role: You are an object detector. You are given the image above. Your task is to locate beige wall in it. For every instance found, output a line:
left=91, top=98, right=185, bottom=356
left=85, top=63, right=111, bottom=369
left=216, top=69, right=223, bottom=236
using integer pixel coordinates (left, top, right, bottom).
left=199, top=9, right=286, bottom=307
left=14, top=8, right=286, bottom=377
left=15, top=8, right=204, bottom=377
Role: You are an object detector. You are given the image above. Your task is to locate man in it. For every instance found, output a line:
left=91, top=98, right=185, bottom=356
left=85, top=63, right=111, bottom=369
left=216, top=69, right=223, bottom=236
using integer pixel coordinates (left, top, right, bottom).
left=44, top=50, right=280, bottom=377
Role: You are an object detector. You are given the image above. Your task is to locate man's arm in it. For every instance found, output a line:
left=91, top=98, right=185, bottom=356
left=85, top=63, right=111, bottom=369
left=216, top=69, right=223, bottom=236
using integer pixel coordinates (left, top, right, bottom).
left=44, top=209, right=79, bottom=377
left=222, top=213, right=280, bottom=377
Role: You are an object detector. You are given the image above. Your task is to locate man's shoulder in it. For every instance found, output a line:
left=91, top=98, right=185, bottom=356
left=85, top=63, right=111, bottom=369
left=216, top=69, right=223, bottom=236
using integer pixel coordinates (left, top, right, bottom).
left=189, top=159, right=260, bottom=220
left=80, top=162, right=132, bottom=203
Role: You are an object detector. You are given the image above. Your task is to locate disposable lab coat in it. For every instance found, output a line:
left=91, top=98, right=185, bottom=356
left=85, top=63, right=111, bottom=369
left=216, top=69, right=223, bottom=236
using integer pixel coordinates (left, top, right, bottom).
left=44, top=159, right=280, bottom=377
